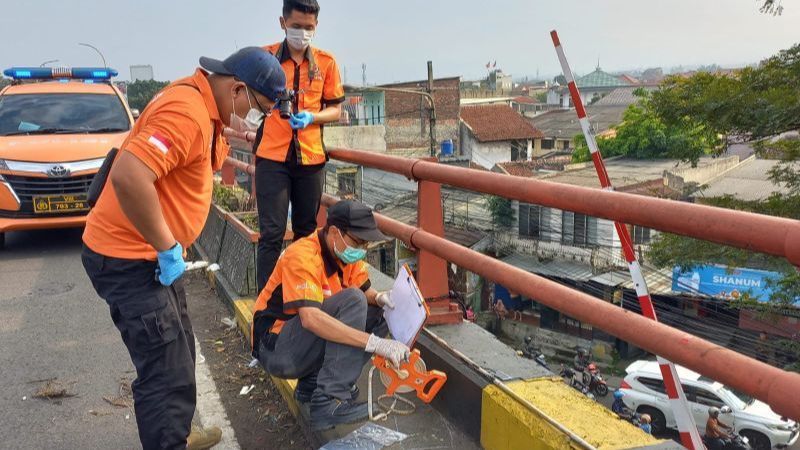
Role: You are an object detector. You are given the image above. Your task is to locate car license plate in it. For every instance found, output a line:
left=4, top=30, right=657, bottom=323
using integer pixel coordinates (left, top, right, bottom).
left=33, top=194, right=89, bottom=213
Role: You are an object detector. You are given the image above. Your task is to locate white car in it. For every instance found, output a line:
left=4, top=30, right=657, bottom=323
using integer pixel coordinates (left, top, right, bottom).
left=619, top=360, right=799, bottom=450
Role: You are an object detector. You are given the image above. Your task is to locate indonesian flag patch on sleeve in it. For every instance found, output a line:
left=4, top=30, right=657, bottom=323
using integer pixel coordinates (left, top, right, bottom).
left=148, top=132, right=172, bottom=154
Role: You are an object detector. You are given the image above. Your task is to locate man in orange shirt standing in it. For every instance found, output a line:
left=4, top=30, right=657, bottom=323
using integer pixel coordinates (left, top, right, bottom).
left=81, top=47, right=285, bottom=450
left=254, top=0, right=345, bottom=291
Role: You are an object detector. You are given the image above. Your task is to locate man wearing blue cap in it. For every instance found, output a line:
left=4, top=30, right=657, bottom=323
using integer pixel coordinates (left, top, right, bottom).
left=82, top=47, right=286, bottom=450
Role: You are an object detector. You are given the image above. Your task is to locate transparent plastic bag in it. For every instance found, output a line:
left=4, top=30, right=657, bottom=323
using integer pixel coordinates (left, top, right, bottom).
left=319, top=422, right=408, bottom=450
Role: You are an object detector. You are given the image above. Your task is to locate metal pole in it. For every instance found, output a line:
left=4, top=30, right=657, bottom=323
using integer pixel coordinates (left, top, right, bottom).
left=78, top=43, right=108, bottom=68
left=427, top=61, right=437, bottom=157
left=551, top=30, right=702, bottom=450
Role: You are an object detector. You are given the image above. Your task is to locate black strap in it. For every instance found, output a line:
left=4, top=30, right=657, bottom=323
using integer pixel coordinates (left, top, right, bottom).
left=87, top=81, right=218, bottom=207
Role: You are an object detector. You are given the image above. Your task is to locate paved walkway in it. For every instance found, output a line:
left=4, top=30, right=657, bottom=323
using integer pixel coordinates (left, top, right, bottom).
left=0, top=228, right=235, bottom=449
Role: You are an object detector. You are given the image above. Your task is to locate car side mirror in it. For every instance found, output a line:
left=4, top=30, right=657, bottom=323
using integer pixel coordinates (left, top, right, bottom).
left=131, top=109, right=140, bottom=120
left=720, top=406, right=732, bottom=414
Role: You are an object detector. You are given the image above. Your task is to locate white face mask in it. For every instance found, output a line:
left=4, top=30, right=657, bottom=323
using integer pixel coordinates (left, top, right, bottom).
left=230, top=86, right=265, bottom=133
left=228, top=86, right=266, bottom=149
left=286, top=28, right=314, bottom=51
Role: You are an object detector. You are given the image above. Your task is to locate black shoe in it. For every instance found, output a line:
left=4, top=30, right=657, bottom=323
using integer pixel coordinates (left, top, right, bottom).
left=309, top=394, right=369, bottom=431
left=295, top=384, right=359, bottom=404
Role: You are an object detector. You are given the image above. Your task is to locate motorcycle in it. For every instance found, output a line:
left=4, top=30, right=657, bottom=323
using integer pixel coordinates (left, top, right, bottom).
left=585, top=363, right=609, bottom=397
left=559, top=365, right=595, bottom=400
left=702, top=433, right=751, bottom=450
left=520, top=338, right=550, bottom=371
left=573, top=347, right=596, bottom=385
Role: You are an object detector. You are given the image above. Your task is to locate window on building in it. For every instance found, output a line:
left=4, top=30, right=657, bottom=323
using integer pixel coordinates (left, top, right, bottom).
left=633, top=226, right=652, bottom=244
left=519, top=203, right=544, bottom=239
left=541, top=139, right=555, bottom=150
left=511, top=140, right=527, bottom=161
left=562, top=212, right=598, bottom=246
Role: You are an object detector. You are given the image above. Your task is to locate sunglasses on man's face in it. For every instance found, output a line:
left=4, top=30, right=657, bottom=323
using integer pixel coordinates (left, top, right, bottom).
left=342, top=232, right=368, bottom=249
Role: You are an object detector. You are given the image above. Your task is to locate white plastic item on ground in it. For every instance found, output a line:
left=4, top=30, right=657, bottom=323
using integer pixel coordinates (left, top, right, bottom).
left=221, top=317, right=237, bottom=330
left=319, top=423, right=408, bottom=450
left=207, top=263, right=221, bottom=272
left=239, top=385, right=255, bottom=396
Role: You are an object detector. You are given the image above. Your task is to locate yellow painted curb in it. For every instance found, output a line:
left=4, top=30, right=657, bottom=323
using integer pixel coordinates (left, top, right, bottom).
left=232, top=298, right=302, bottom=418
left=481, top=378, right=660, bottom=450
left=232, top=298, right=255, bottom=343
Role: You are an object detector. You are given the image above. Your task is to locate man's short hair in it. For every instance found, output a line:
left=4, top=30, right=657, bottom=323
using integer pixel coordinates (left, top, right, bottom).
left=283, top=0, right=320, bottom=18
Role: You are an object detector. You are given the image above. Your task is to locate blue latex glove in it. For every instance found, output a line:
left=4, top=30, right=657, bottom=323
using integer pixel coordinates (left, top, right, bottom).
left=156, top=243, right=186, bottom=286
left=289, top=111, right=314, bottom=130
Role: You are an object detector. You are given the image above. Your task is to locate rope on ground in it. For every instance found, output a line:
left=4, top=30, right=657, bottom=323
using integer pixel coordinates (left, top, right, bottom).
left=367, top=365, right=416, bottom=422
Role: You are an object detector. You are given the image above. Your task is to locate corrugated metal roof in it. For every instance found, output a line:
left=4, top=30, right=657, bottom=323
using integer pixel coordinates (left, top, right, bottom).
left=529, top=106, right=627, bottom=138
left=500, top=254, right=594, bottom=281
left=541, top=157, right=738, bottom=189
left=593, top=86, right=657, bottom=107
left=591, top=268, right=674, bottom=295
left=699, top=158, right=795, bottom=202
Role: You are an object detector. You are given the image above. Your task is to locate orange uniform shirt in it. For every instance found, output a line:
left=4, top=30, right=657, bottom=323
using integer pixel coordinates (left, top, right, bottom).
left=83, top=69, right=229, bottom=260
left=251, top=229, right=370, bottom=349
left=254, top=41, right=344, bottom=166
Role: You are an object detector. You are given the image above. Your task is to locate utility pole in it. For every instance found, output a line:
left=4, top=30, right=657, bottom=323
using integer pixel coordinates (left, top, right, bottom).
left=362, top=63, right=367, bottom=87
left=427, top=60, right=437, bottom=157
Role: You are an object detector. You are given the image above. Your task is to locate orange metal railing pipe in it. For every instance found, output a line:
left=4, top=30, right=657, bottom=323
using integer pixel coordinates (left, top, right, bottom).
left=224, top=157, right=255, bottom=176
left=349, top=200, right=800, bottom=421
left=328, top=148, right=800, bottom=266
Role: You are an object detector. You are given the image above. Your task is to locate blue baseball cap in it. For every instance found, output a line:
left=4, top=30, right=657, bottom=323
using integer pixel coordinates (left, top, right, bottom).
left=200, top=47, right=286, bottom=102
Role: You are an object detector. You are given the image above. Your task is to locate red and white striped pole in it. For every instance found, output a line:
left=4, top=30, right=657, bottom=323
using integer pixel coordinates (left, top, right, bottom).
left=550, top=30, right=704, bottom=450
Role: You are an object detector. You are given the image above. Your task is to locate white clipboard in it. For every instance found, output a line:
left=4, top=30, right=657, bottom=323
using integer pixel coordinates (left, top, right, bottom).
left=383, top=264, right=428, bottom=347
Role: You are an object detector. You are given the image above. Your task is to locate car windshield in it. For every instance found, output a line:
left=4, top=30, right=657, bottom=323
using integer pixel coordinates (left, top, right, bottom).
left=720, top=386, right=754, bottom=409
left=0, top=93, right=130, bottom=136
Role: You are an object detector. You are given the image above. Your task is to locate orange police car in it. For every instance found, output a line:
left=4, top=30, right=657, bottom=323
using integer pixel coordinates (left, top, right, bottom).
left=0, top=67, right=134, bottom=249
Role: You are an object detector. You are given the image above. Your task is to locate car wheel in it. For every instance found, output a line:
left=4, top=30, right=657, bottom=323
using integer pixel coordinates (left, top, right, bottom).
left=740, top=430, right=770, bottom=450
left=638, top=406, right=666, bottom=435
left=0, top=232, right=5, bottom=250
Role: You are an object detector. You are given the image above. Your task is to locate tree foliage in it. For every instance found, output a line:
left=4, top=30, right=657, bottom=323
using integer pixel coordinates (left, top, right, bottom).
left=572, top=89, right=720, bottom=165
left=646, top=43, right=800, bottom=315
left=127, top=79, right=170, bottom=112
left=760, top=0, right=784, bottom=15
left=486, top=196, right=515, bottom=229
left=0, top=77, right=11, bottom=90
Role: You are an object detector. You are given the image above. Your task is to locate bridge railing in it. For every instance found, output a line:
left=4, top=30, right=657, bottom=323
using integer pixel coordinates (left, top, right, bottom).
left=222, top=148, right=800, bottom=422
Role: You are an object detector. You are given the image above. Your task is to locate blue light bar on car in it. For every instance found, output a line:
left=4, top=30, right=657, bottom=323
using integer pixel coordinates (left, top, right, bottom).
left=2, top=67, right=118, bottom=80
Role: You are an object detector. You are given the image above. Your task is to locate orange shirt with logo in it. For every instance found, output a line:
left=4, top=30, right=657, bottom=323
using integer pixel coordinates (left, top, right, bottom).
left=255, top=41, right=345, bottom=166
left=251, top=229, right=370, bottom=348
left=83, top=69, right=228, bottom=260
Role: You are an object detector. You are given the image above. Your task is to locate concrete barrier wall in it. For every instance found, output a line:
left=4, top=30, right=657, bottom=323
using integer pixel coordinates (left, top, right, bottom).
left=324, top=125, right=387, bottom=152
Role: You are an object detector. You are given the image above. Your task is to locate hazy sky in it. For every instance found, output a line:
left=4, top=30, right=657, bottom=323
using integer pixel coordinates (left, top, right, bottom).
left=1, top=0, right=798, bottom=84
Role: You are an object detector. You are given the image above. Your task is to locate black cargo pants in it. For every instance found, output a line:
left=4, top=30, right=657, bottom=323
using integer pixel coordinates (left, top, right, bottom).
left=82, top=245, right=195, bottom=450
left=255, top=157, right=326, bottom=292
left=257, top=288, right=389, bottom=400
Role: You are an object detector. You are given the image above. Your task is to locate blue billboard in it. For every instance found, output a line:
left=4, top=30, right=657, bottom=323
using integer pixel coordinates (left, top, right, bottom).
left=672, top=265, right=781, bottom=302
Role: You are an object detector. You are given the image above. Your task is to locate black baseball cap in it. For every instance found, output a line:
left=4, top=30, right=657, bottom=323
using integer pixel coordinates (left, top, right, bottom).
left=327, top=200, right=388, bottom=242
left=199, top=47, right=286, bottom=102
